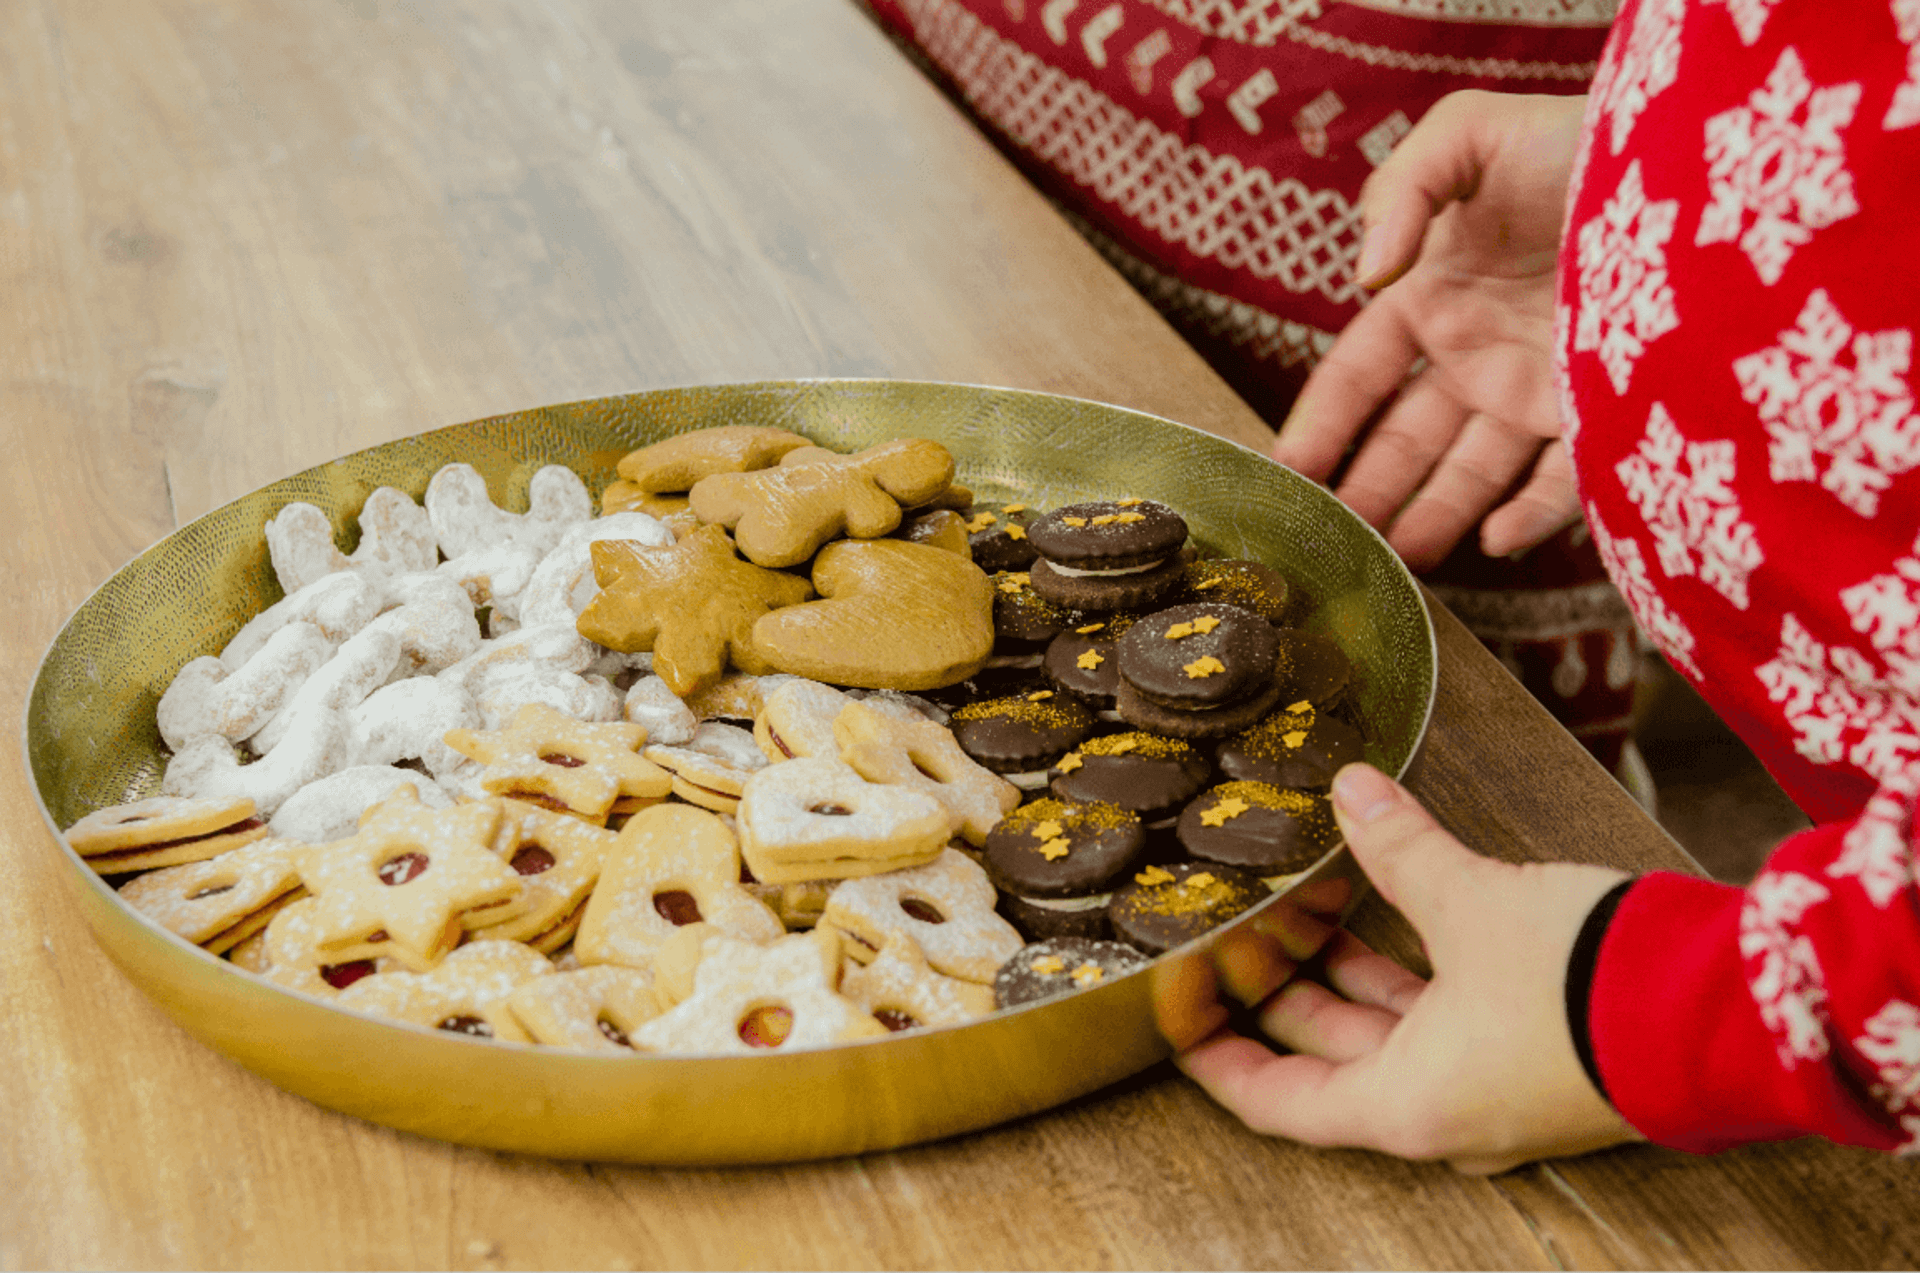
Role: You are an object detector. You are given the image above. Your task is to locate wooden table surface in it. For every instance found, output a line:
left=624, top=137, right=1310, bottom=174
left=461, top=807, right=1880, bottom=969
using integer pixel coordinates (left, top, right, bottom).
left=2, top=1, right=1914, bottom=1268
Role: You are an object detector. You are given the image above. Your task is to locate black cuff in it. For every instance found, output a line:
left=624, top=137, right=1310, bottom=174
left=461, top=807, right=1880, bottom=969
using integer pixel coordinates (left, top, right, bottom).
left=1564, top=877, right=1637, bottom=1106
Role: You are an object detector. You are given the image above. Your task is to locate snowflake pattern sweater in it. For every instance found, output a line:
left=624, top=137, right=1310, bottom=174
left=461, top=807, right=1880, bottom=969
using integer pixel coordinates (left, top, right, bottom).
left=1560, top=0, right=1920, bottom=1154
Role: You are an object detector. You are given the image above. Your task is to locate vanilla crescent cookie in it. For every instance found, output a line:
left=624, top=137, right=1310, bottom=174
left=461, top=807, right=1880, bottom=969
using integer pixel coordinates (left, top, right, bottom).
left=504, top=964, right=661, bottom=1050
left=158, top=621, right=336, bottom=749
left=628, top=927, right=887, bottom=1055
left=734, top=756, right=951, bottom=885
left=264, top=490, right=436, bottom=595
left=335, top=939, right=556, bottom=1044
left=574, top=803, right=784, bottom=969
left=267, top=765, right=454, bottom=844
left=821, top=847, right=1023, bottom=984
left=623, top=675, right=698, bottom=746
left=248, top=626, right=402, bottom=756
left=162, top=703, right=357, bottom=818
left=116, top=837, right=305, bottom=954
left=832, top=700, right=1019, bottom=846
left=839, top=927, right=998, bottom=1030
left=425, top=462, right=593, bottom=559
left=64, top=794, right=269, bottom=874
left=219, top=571, right=382, bottom=671
left=361, top=572, right=484, bottom=676
left=353, top=676, right=481, bottom=778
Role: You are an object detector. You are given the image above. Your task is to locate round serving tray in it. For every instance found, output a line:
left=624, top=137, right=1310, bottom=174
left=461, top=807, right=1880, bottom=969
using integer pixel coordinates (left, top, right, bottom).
left=25, top=379, right=1435, bottom=1164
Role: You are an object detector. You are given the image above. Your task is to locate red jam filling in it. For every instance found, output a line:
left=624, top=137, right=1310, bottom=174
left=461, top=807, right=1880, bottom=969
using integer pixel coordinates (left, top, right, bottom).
left=510, top=846, right=556, bottom=876
left=809, top=803, right=854, bottom=816
left=900, top=897, right=945, bottom=924
left=597, top=1018, right=632, bottom=1048
left=540, top=753, right=586, bottom=768
left=738, top=1005, right=793, bottom=1048
left=874, top=1009, right=920, bottom=1032
left=378, top=852, right=429, bottom=885
left=652, top=890, right=703, bottom=926
left=321, top=960, right=376, bottom=990
left=438, top=1015, right=493, bottom=1037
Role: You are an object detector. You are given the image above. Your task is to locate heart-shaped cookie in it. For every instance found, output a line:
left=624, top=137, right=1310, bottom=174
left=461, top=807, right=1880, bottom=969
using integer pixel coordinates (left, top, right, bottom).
left=749, top=539, right=994, bottom=691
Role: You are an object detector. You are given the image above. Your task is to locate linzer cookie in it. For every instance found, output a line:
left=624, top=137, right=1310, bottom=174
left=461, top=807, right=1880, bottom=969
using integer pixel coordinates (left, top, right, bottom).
left=822, top=847, right=1024, bottom=984
left=1026, top=499, right=1188, bottom=612
left=1049, top=732, right=1211, bottom=825
left=735, top=757, right=952, bottom=884
left=643, top=721, right=770, bottom=814
left=1107, top=860, right=1267, bottom=957
left=993, top=936, right=1151, bottom=1008
left=629, top=927, right=888, bottom=1054
left=505, top=964, right=662, bottom=1051
left=982, top=797, right=1145, bottom=941
left=64, top=794, right=269, bottom=875
left=948, top=693, right=1094, bottom=778
left=834, top=699, right=1020, bottom=845
left=443, top=703, right=672, bottom=824
left=840, top=928, right=998, bottom=1031
left=1175, top=781, right=1339, bottom=883
left=467, top=798, right=620, bottom=953
left=335, top=939, right=556, bottom=1043
left=1215, top=699, right=1367, bottom=790
left=115, top=837, right=304, bottom=954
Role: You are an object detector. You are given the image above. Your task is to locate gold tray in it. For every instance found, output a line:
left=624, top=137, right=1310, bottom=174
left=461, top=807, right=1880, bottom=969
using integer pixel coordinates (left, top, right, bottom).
left=25, top=380, right=1435, bottom=1164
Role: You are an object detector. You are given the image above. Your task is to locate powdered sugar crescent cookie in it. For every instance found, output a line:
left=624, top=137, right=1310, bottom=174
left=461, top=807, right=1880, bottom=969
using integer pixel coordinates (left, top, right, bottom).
left=219, top=571, right=382, bottom=671
left=335, top=939, right=555, bottom=1044
left=615, top=425, right=813, bottom=494
left=264, top=490, right=436, bottom=594
left=116, top=837, right=305, bottom=953
left=162, top=704, right=357, bottom=818
left=821, top=847, right=1023, bottom=984
left=573, top=803, right=783, bottom=969
left=425, top=462, right=593, bottom=560
left=468, top=798, right=620, bottom=953
left=506, top=964, right=661, bottom=1050
left=690, top=438, right=956, bottom=568
left=249, top=626, right=402, bottom=756
left=65, top=794, right=269, bottom=874
left=643, top=722, right=769, bottom=814
left=158, top=621, right=336, bottom=749
left=438, top=621, right=596, bottom=697
left=268, top=766, right=454, bottom=844
left=624, top=675, right=698, bottom=746
left=833, top=700, right=1019, bottom=846
left=839, top=927, right=997, bottom=1030
left=627, top=927, right=886, bottom=1055
left=353, top=676, right=481, bottom=777
left=518, top=512, right=675, bottom=630
left=467, top=663, right=623, bottom=734
left=443, top=702, right=669, bottom=822
left=361, top=573, right=484, bottom=676
left=735, top=757, right=951, bottom=884
left=436, top=540, right=544, bottom=622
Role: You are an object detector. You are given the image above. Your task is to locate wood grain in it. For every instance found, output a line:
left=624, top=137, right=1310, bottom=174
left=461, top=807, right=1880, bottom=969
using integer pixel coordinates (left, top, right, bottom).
left=2, top=0, right=1914, bottom=1268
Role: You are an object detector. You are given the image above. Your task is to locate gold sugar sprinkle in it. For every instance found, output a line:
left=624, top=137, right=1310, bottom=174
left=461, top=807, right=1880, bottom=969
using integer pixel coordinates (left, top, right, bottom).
left=1288, top=700, right=1313, bottom=714
left=1190, top=615, right=1221, bottom=634
left=1062, top=516, right=1088, bottom=527
left=965, top=512, right=997, bottom=533
left=1056, top=753, right=1083, bottom=773
left=1135, top=865, right=1176, bottom=886
left=1184, top=656, right=1227, bottom=679
left=1006, top=525, right=1027, bottom=540
left=1031, top=955, right=1066, bottom=976
left=1070, top=963, right=1106, bottom=988
left=1038, top=837, right=1072, bottom=861
left=1199, top=797, right=1249, bottom=827
left=1076, top=650, right=1105, bottom=670
left=1075, top=622, right=1106, bottom=634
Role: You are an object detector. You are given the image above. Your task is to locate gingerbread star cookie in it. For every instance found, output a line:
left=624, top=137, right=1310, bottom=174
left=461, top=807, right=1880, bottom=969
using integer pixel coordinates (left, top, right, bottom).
left=573, top=523, right=814, bottom=698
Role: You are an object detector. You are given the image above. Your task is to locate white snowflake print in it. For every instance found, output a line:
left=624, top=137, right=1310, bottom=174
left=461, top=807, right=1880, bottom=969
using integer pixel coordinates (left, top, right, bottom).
left=1733, top=289, right=1920, bottom=518
left=1829, top=764, right=1920, bottom=906
left=1615, top=402, right=1763, bottom=609
left=1591, top=0, right=1686, bottom=156
left=1702, top=0, right=1780, bottom=45
left=1757, top=612, right=1920, bottom=780
left=1554, top=301, right=1584, bottom=446
left=1590, top=506, right=1701, bottom=678
left=1695, top=48, right=1861, bottom=287
left=1740, top=870, right=1833, bottom=1067
left=1574, top=161, right=1681, bottom=396
left=1857, top=999, right=1920, bottom=1117
left=1887, top=0, right=1920, bottom=130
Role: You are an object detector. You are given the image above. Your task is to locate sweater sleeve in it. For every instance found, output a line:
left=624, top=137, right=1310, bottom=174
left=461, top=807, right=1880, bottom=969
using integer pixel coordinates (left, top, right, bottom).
left=1579, top=771, right=1920, bottom=1155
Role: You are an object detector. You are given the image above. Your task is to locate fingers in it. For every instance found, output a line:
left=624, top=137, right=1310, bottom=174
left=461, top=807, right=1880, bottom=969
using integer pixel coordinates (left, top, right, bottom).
left=1150, top=945, right=1233, bottom=1053
left=1321, top=930, right=1427, bottom=1016
left=1328, top=764, right=1480, bottom=935
left=1176, top=1031, right=1390, bottom=1150
left=1384, top=411, right=1548, bottom=572
left=1271, top=299, right=1425, bottom=482
left=1212, top=926, right=1300, bottom=1010
left=1352, top=91, right=1495, bottom=286
left=1330, top=374, right=1472, bottom=531
left=1481, top=439, right=1583, bottom=558
left=1257, top=979, right=1400, bottom=1064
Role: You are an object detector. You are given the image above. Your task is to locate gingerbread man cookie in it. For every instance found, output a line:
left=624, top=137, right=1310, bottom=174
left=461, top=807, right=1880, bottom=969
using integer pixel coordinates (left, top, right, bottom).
left=615, top=425, right=814, bottom=494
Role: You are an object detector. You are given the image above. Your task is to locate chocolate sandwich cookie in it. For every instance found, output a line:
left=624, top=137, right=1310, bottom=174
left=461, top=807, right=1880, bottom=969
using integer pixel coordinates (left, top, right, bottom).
left=1116, top=602, right=1279, bottom=710
left=984, top=797, right=1146, bottom=940
left=1176, top=780, right=1339, bottom=881
left=1027, top=499, right=1189, bottom=570
left=962, top=503, right=1040, bottom=572
left=895, top=508, right=973, bottom=558
left=1027, top=555, right=1186, bottom=614
left=950, top=693, right=1095, bottom=778
left=919, top=660, right=1053, bottom=714
left=989, top=571, right=1076, bottom=651
left=1178, top=559, right=1292, bottom=624
left=1049, top=731, right=1211, bottom=824
left=1272, top=628, right=1353, bottom=708
left=994, top=937, right=1152, bottom=1008
left=1113, top=676, right=1284, bottom=741
left=1215, top=699, right=1367, bottom=789
left=1107, top=860, right=1268, bottom=957
left=1042, top=612, right=1139, bottom=708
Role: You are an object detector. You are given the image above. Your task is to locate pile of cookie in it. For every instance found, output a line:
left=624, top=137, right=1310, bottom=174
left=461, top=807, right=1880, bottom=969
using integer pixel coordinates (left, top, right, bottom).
left=64, top=425, right=1367, bottom=1053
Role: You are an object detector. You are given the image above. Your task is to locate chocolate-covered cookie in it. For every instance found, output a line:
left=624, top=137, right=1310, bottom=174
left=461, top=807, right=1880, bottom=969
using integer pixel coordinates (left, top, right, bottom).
left=1113, top=676, right=1283, bottom=741
left=1107, top=860, right=1268, bottom=957
left=989, top=571, right=1075, bottom=649
left=963, top=504, right=1040, bottom=572
left=993, top=937, right=1152, bottom=1008
left=1273, top=628, right=1353, bottom=708
left=950, top=693, right=1095, bottom=775
left=1176, top=780, right=1339, bottom=878
left=1027, top=499, right=1188, bottom=570
left=1215, top=700, right=1367, bottom=789
left=1179, top=559, right=1292, bottom=624
left=985, top=796, right=1147, bottom=941
left=1042, top=612, right=1140, bottom=707
left=1116, top=602, right=1279, bottom=710
left=895, top=508, right=974, bottom=557
left=1049, top=731, right=1211, bottom=823
left=1027, top=554, right=1186, bottom=614
left=919, top=660, right=1052, bottom=713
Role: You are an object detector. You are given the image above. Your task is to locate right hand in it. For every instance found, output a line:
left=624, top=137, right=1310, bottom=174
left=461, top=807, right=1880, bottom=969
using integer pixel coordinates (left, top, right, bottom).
left=1272, top=91, right=1589, bottom=572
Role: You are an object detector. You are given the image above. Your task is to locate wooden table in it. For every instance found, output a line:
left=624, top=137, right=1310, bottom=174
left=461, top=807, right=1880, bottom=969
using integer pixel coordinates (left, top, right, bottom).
left=2, top=1, right=1913, bottom=1267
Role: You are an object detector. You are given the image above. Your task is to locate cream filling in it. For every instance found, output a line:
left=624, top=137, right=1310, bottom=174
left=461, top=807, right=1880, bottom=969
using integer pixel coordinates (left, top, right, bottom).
left=1016, top=892, right=1113, bottom=913
left=1044, top=557, right=1168, bottom=578
left=1007, top=769, right=1052, bottom=791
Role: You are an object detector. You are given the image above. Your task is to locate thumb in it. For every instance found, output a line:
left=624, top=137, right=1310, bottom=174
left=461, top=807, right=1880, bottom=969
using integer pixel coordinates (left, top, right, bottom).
left=1351, top=91, right=1493, bottom=288
left=1329, top=763, right=1481, bottom=933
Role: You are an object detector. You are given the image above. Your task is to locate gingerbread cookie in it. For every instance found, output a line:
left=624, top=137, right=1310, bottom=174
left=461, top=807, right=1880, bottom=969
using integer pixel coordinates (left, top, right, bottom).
left=615, top=425, right=813, bottom=494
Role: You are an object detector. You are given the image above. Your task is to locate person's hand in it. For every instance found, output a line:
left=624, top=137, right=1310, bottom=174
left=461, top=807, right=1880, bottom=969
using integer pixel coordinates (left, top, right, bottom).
left=1163, top=763, right=1642, bottom=1174
left=1272, top=91, right=1589, bottom=571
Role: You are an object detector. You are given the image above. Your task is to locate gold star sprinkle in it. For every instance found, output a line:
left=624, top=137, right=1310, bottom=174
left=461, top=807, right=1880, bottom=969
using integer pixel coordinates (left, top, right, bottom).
left=998, top=572, right=1031, bottom=594
left=1090, top=513, right=1123, bottom=526
left=1039, top=837, right=1072, bottom=861
left=1116, top=498, right=1142, bottom=507
left=1135, top=865, right=1175, bottom=886
left=1185, top=872, right=1218, bottom=890
left=1028, top=690, right=1054, bottom=701
left=1194, top=577, right=1224, bottom=590
left=1069, top=963, right=1106, bottom=988
left=1055, top=753, right=1083, bottom=773
left=1062, top=516, right=1088, bottom=527
left=1111, top=512, right=1146, bottom=524
left=1031, top=820, right=1064, bottom=841
left=1107, top=737, right=1138, bottom=754
left=1287, top=700, right=1313, bottom=714
left=1190, top=615, right=1221, bottom=634
left=1003, top=503, right=1027, bottom=513
left=1075, top=622, right=1106, bottom=634
left=965, top=512, right=997, bottom=533
left=1199, top=797, right=1250, bottom=827
left=1282, top=729, right=1308, bottom=749
left=1031, top=955, right=1066, bottom=976
left=1076, top=650, right=1105, bottom=670
left=1164, top=622, right=1195, bottom=639
left=1184, top=656, right=1227, bottom=678
left=1005, top=524, right=1027, bottom=540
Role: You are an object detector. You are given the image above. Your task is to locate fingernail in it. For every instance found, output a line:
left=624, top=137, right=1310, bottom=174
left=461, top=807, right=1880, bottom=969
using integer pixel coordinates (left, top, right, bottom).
left=1354, top=222, right=1387, bottom=287
left=1332, top=763, right=1398, bottom=823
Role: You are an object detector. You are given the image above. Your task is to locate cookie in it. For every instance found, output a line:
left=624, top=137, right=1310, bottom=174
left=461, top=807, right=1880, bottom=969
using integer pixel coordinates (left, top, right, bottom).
left=504, top=964, right=662, bottom=1050
left=1107, top=860, right=1267, bottom=957
left=834, top=699, right=1020, bottom=846
left=820, top=847, right=1024, bottom=984
left=467, top=798, right=621, bottom=953
left=988, top=571, right=1077, bottom=650
left=628, top=927, right=887, bottom=1054
left=1273, top=628, right=1354, bottom=709
left=615, top=425, right=813, bottom=494
left=599, top=482, right=692, bottom=520
left=839, top=928, right=998, bottom=1031
left=1178, top=558, right=1293, bottom=624
left=982, top=796, right=1145, bottom=942
left=1214, top=699, right=1368, bottom=789
left=1112, top=676, right=1285, bottom=742
left=895, top=508, right=973, bottom=558
left=425, top=462, right=593, bottom=559
left=1040, top=612, right=1139, bottom=708
left=992, top=937, right=1151, bottom=1008
left=735, top=756, right=952, bottom=884
left=751, top=538, right=996, bottom=691
left=1175, top=780, right=1340, bottom=881
left=1116, top=603, right=1280, bottom=711
left=115, top=837, right=305, bottom=954
left=962, top=504, right=1040, bottom=573
left=64, top=794, right=269, bottom=875
left=1027, top=553, right=1187, bottom=614
left=1049, top=732, right=1211, bottom=825
left=335, top=939, right=556, bottom=1043
left=157, top=621, right=336, bottom=750
left=1026, top=499, right=1189, bottom=570
left=690, top=437, right=956, bottom=568
left=442, top=702, right=672, bottom=824
left=573, top=524, right=815, bottom=699
left=642, top=721, right=769, bottom=814
left=948, top=693, right=1095, bottom=776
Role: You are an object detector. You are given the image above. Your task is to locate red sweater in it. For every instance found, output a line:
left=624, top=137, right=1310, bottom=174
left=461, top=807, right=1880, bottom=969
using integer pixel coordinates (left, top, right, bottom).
left=1561, top=0, right=1920, bottom=1154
